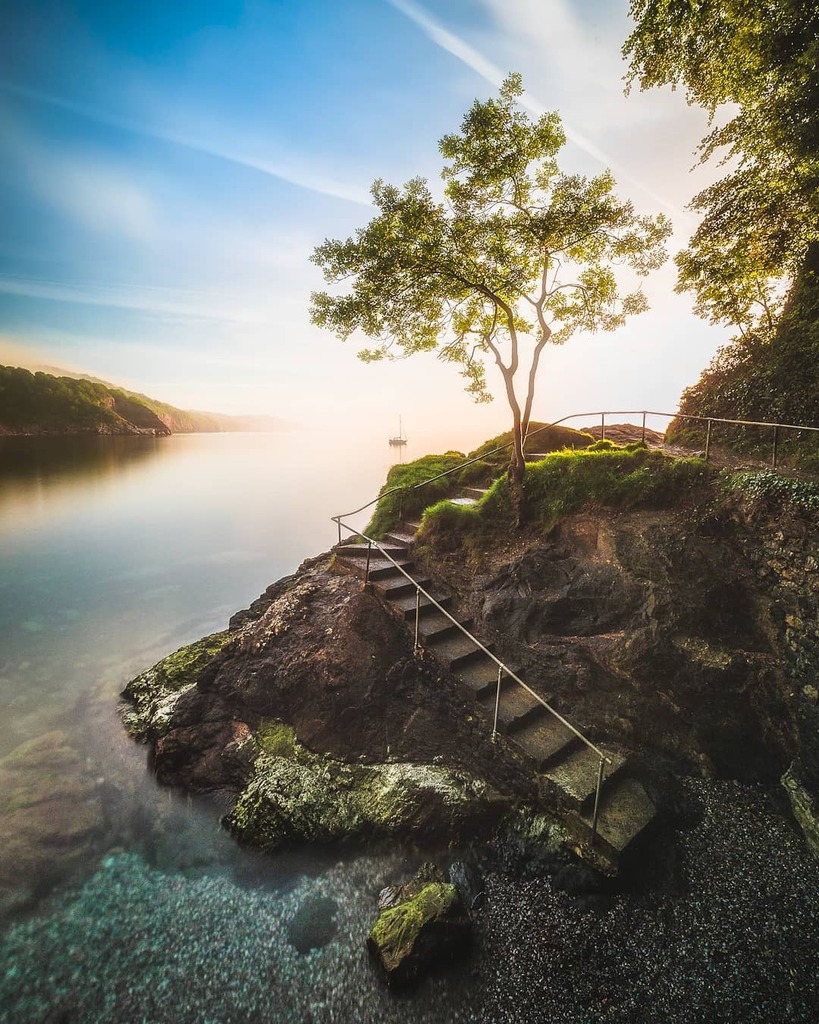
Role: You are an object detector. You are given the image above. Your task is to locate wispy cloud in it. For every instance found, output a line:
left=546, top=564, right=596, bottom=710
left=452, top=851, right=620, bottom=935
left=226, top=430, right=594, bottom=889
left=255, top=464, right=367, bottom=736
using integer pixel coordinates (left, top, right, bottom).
left=1, top=107, right=161, bottom=242
left=0, top=277, right=270, bottom=326
left=0, top=79, right=372, bottom=207
left=384, top=0, right=685, bottom=219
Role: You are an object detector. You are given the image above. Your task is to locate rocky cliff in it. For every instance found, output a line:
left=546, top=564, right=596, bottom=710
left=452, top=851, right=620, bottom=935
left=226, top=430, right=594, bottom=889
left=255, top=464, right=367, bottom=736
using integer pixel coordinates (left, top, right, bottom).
left=119, top=453, right=819, bottom=866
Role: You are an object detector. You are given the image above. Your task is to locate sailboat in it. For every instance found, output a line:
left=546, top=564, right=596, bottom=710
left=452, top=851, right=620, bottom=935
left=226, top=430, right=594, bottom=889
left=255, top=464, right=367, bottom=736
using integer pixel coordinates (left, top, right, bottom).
left=388, top=416, right=407, bottom=446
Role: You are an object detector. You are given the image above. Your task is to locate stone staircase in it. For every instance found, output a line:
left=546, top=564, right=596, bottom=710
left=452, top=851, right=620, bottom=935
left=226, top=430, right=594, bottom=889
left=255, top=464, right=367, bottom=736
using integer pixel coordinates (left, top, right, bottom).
left=334, top=488, right=656, bottom=873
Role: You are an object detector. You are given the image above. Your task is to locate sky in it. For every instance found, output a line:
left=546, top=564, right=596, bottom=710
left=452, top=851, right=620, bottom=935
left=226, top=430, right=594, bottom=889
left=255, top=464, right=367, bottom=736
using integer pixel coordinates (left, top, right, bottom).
left=0, top=0, right=733, bottom=451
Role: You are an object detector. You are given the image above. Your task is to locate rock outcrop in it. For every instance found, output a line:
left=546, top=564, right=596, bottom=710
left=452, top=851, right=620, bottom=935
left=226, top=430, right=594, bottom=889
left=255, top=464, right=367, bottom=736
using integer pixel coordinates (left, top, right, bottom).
left=120, top=468, right=819, bottom=863
left=121, top=556, right=524, bottom=852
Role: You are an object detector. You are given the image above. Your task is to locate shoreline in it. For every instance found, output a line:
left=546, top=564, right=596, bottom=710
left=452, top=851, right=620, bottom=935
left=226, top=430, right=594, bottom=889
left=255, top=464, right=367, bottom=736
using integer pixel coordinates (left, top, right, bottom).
left=1, top=777, right=817, bottom=1022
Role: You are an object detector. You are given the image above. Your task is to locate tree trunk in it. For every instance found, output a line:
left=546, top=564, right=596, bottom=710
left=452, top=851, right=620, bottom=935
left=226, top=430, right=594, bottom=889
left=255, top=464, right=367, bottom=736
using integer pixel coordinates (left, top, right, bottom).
left=508, top=416, right=527, bottom=527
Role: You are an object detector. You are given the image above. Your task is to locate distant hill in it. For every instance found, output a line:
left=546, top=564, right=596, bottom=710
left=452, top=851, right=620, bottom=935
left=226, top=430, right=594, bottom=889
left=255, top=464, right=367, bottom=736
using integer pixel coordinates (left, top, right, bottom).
left=0, top=365, right=288, bottom=436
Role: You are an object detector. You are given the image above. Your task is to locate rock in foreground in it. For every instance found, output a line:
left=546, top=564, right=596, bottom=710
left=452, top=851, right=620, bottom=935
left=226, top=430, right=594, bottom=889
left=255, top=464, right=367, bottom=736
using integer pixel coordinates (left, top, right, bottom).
left=368, top=864, right=472, bottom=985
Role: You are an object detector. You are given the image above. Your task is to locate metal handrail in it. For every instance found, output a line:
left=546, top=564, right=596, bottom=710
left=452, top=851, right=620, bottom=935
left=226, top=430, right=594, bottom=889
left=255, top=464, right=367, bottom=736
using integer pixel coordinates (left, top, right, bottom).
left=335, top=517, right=612, bottom=766
left=336, top=516, right=611, bottom=846
left=331, top=406, right=819, bottom=846
left=333, top=408, right=819, bottom=542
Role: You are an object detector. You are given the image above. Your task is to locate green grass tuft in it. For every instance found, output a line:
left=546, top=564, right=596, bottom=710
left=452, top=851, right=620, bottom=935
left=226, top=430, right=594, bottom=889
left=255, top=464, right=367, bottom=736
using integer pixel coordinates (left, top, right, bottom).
left=365, top=453, right=469, bottom=538
left=419, top=444, right=712, bottom=550
left=467, top=421, right=594, bottom=468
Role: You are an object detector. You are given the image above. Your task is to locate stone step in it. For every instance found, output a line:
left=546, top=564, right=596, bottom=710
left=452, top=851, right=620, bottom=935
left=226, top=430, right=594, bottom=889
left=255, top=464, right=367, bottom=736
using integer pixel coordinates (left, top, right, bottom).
left=361, top=558, right=413, bottom=581
left=426, top=633, right=491, bottom=671
left=510, top=715, right=578, bottom=769
left=462, top=487, right=490, bottom=500
left=566, top=777, right=656, bottom=857
left=479, top=681, right=546, bottom=734
left=388, top=591, right=453, bottom=620
left=448, top=496, right=478, bottom=506
left=383, top=529, right=417, bottom=547
left=335, top=543, right=408, bottom=561
left=453, top=659, right=520, bottom=699
left=543, top=746, right=627, bottom=808
left=371, top=573, right=433, bottom=600
left=417, top=610, right=472, bottom=643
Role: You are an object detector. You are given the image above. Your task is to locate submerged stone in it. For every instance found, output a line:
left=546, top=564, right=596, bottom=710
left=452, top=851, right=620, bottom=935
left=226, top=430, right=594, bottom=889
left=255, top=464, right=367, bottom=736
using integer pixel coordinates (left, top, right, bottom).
left=286, top=894, right=339, bottom=953
left=0, top=731, right=106, bottom=913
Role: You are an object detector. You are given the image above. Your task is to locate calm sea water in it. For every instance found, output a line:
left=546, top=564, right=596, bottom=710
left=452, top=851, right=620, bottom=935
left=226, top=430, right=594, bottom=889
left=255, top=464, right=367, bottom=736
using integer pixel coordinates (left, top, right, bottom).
left=0, top=431, right=472, bottom=1023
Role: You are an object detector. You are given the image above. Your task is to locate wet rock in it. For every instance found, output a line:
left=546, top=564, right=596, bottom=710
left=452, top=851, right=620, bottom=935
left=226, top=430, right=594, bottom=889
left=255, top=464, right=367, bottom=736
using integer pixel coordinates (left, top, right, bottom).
left=448, top=859, right=486, bottom=911
left=367, top=867, right=472, bottom=985
left=120, top=631, right=232, bottom=742
left=224, top=730, right=505, bottom=851
left=781, top=766, right=819, bottom=857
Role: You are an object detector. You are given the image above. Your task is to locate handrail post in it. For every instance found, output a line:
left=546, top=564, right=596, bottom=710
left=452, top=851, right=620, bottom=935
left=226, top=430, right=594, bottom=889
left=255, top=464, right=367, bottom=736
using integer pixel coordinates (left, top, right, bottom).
left=641, top=411, right=646, bottom=444
left=492, top=666, right=503, bottom=743
left=337, top=519, right=342, bottom=545
left=590, top=757, right=605, bottom=848
left=772, top=425, right=779, bottom=469
left=600, top=412, right=605, bottom=442
left=704, top=419, right=712, bottom=461
left=364, top=540, right=372, bottom=586
left=413, top=587, right=421, bottom=654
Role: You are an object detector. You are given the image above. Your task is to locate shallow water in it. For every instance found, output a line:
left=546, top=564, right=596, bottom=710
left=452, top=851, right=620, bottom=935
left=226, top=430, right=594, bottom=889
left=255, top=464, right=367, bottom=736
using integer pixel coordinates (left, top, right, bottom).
left=0, top=430, right=474, bottom=1021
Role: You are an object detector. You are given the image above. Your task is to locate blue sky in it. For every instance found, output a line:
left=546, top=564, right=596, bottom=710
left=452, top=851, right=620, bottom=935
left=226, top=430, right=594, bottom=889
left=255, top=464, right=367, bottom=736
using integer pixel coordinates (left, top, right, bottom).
left=0, top=0, right=731, bottom=449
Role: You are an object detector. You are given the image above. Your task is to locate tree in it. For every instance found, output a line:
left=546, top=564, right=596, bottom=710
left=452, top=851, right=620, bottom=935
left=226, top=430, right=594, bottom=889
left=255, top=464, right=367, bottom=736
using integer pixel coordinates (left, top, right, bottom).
left=623, top=1, right=819, bottom=337
left=310, top=74, right=671, bottom=517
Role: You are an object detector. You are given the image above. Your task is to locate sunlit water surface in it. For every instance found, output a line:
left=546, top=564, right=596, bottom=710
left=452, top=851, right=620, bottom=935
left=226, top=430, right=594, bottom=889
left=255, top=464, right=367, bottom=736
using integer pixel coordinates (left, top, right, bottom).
left=0, top=431, right=472, bottom=1023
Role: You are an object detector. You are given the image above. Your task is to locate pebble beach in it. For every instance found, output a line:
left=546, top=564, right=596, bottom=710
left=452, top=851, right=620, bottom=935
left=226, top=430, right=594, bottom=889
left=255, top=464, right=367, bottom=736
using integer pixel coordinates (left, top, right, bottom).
left=2, top=778, right=818, bottom=1023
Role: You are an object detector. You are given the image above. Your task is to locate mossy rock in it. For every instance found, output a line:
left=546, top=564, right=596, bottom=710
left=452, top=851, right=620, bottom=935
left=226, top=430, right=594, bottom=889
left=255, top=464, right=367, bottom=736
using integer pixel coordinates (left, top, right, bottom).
left=225, top=722, right=505, bottom=850
left=120, top=631, right=231, bottom=741
left=367, top=880, right=471, bottom=985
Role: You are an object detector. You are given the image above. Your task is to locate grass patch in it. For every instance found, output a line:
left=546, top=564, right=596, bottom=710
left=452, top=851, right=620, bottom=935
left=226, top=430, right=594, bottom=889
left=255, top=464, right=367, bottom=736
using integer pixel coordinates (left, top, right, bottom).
left=364, top=425, right=595, bottom=539
left=468, top=421, right=594, bottom=469
left=365, top=452, right=468, bottom=538
left=418, top=443, right=713, bottom=552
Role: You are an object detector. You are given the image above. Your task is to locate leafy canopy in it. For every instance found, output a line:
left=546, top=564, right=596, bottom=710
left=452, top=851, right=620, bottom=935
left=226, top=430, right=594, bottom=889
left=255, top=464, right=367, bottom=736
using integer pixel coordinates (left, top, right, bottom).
left=624, top=1, right=819, bottom=337
left=311, top=75, right=671, bottom=439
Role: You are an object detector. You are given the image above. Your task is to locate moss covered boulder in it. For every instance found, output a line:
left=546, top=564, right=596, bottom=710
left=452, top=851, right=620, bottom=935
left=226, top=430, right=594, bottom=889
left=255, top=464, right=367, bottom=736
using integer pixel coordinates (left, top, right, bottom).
left=367, top=867, right=472, bottom=985
left=225, top=720, right=505, bottom=850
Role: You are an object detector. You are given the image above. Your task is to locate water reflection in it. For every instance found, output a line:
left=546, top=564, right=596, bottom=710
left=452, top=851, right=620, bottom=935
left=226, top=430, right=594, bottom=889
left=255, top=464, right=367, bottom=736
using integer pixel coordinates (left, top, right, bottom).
left=0, top=434, right=164, bottom=499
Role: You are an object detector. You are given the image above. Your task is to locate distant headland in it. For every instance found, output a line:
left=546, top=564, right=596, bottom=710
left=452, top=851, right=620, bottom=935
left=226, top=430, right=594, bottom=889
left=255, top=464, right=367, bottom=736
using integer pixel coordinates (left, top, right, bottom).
left=0, top=365, right=287, bottom=436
